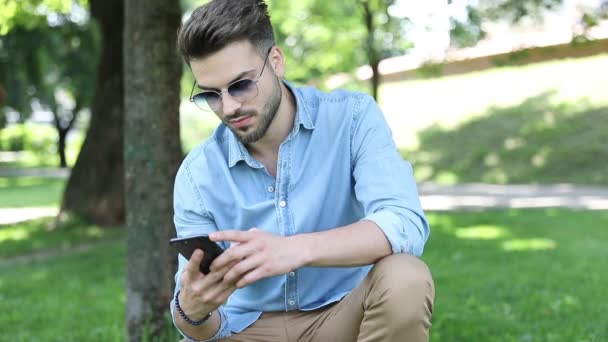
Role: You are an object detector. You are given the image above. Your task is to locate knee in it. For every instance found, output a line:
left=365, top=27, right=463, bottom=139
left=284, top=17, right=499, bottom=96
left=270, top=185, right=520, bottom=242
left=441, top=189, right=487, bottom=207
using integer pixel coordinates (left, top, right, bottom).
left=369, top=253, right=435, bottom=306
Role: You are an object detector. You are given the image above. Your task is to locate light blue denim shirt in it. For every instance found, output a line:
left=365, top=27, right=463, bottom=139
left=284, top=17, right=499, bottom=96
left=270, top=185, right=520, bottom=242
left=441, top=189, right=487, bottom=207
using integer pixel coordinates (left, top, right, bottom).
left=171, top=82, right=429, bottom=341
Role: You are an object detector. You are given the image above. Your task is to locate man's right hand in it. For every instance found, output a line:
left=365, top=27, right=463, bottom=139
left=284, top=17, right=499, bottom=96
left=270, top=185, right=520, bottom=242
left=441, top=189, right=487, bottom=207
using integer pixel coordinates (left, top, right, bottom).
left=178, top=249, right=238, bottom=321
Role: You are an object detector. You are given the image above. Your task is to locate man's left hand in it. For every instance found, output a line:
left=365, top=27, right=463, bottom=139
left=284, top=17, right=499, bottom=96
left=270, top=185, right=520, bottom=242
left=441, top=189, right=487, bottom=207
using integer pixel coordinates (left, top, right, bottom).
left=209, top=229, right=305, bottom=288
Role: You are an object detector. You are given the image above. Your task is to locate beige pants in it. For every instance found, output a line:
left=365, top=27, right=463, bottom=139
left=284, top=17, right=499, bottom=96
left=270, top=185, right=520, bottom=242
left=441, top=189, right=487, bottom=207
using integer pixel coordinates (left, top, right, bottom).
left=218, top=253, right=435, bottom=342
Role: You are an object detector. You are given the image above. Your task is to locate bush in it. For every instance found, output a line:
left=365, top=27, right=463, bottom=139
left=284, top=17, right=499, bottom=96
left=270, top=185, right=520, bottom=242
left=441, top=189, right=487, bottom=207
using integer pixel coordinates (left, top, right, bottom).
left=0, top=123, right=56, bottom=159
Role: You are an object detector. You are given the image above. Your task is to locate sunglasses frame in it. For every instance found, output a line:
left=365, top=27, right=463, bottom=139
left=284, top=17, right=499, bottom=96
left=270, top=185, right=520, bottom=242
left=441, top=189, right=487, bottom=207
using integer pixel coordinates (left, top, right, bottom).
left=189, top=46, right=273, bottom=113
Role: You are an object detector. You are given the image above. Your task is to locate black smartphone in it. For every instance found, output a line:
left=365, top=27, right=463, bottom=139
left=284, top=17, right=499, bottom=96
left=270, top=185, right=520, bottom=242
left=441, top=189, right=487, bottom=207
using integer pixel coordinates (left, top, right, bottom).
left=169, top=235, right=224, bottom=274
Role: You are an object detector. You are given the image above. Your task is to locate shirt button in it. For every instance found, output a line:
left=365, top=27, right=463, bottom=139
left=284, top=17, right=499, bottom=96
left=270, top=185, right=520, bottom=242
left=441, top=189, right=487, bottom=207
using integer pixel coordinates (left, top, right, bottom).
left=267, top=186, right=274, bottom=193
left=279, top=200, right=287, bottom=208
left=288, top=299, right=296, bottom=306
left=288, top=272, right=295, bottom=277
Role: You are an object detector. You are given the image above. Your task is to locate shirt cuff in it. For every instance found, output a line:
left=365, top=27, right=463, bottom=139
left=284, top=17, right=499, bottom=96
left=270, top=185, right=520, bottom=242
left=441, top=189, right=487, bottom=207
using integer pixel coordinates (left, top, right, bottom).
left=361, top=210, right=414, bottom=255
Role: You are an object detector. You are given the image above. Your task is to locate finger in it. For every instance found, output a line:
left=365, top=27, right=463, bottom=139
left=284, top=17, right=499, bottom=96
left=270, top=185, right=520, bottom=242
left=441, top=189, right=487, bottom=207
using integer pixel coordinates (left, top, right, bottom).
left=236, top=267, right=266, bottom=289
left=223, top=254, right=264, bottom=284
left=209, top=230, right=254, bottom=243
left=216, top=284, right=237, bottom=303
left=183, top=249, right=205, bottom=276
left=201, top=258, right=238, bottom=285
left=210, top=241, right=259, bottom=271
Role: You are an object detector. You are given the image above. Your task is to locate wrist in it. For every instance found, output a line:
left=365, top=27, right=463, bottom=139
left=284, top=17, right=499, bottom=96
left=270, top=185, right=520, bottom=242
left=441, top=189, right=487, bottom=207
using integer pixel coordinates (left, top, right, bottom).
left=290, top=233, right=315, bottom=267
left=175, top=290, right=213, bottom=326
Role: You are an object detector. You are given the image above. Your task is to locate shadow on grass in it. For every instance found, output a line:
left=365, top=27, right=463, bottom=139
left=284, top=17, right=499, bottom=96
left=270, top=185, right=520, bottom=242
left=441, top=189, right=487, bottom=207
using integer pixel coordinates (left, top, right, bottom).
left=402, top=91, right=608, bottom=185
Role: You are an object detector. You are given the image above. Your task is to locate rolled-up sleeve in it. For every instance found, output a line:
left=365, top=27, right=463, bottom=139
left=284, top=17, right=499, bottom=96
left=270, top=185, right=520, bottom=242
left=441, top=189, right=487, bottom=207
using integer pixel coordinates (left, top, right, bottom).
left=350, top=95, right=429, bottom=256
left=171, top=161, right=232, bottom=341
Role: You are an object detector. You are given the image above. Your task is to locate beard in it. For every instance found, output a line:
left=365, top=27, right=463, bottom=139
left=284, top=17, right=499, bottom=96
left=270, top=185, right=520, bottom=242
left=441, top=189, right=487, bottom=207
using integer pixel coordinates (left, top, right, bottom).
left=223, top=75, right=282, bottom=145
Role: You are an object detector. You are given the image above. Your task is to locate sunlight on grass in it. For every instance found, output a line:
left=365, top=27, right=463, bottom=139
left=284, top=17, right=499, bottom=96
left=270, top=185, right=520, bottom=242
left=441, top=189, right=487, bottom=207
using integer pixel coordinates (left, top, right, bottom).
left=85, top=226, right=104, bottom=238
left=0, top=177, right=64, bottom=207
left=0, top=227, right=31, bottom=242
left=380, top=54, right=608, bottom=148
left=454, top=225, right=508, bottom=240
left=501, top=238, right=557, bottom=251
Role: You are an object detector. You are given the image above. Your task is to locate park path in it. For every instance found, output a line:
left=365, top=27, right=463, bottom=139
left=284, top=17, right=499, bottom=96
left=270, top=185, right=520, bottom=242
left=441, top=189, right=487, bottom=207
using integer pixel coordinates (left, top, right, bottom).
left=1, top=168, right=608, bottom=225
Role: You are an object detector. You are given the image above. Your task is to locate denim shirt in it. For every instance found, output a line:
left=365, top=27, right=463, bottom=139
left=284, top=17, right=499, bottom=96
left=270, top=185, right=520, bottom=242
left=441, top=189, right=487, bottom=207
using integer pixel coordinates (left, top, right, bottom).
left=171, top=82, right=429, bottom=341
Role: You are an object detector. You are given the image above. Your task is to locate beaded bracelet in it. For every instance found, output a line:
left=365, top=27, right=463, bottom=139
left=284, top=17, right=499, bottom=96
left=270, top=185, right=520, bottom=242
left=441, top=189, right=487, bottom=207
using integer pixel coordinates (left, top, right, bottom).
left=174, top=290, right=213, bottom=326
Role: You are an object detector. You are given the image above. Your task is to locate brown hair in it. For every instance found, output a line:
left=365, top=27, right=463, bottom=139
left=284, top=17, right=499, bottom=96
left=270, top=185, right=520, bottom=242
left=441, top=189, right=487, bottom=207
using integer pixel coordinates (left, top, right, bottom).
left=177, top=0, right=275, bottom=63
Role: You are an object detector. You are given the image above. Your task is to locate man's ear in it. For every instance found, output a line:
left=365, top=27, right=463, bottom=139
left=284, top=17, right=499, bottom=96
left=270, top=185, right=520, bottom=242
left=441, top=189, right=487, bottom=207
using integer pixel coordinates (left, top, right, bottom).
left=269, top=46, right=285, bottom=78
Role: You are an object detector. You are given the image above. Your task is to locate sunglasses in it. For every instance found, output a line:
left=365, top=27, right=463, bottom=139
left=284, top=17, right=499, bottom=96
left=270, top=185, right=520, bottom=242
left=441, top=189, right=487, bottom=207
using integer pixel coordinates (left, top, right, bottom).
left=189, top=47, right=273, bottom=113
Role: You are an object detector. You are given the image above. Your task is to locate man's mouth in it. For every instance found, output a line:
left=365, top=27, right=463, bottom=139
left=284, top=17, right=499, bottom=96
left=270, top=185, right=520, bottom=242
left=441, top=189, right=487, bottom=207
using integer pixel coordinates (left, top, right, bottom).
left=230, top=115, right=254, bottom=129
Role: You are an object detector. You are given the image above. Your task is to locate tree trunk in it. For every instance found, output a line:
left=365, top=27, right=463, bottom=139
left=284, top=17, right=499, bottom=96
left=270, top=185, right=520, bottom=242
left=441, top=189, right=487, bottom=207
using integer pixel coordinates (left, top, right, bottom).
left=59, top=0, right=125, bottom=225
left=124, top=0, right=182, bottom=340
left=360, top=0, right=380, bottom=101
left=58, top=128, right=67, bottom=168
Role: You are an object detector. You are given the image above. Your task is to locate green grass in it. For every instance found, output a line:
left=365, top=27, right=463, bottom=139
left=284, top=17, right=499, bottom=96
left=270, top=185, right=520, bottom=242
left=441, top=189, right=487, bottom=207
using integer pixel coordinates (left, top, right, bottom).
left=380, top=54, right=608, bottom=148
left=402, top=95, right=608, bottom=185
left=0, top=241, right=126, bottom=341
left=0, top=177, right=65, bottom=207
left=377, top=54, right=608, bottom=185
left=422, top=209, right=608, bottom=341
left=1, top=210, right=606, bottom=341
left=0, top=218, right=124, bottom=258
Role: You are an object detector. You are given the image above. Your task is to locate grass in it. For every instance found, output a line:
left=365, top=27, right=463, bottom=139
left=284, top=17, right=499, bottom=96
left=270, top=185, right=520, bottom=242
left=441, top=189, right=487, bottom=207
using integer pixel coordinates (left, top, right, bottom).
left=402, top=94, right=608, bottom=185
left=381, top=55, right=608, bottom=185
left=0, top=177, right=65, bottom=207
left=0, top=218, right=124, bottom=258
left=1, top=209, right=607, bottom=341
left=422, top=209, right=608, bottom=341
left=380, top=54, right=608, bottom=149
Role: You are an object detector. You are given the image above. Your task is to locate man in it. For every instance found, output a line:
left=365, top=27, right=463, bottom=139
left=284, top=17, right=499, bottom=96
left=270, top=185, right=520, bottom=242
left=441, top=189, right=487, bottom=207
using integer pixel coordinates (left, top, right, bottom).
left=171, top=1, right=434, bottom=341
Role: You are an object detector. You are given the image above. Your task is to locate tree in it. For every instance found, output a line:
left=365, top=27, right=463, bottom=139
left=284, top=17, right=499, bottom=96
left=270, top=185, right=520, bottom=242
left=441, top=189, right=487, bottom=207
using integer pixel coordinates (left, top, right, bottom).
left=59, top=0, right=125, bottom=225
left=124, top=0, right=182, bottom=340
left=0, top=3, right=97, bottom=167
left=268, top=0, right=411, bottom=100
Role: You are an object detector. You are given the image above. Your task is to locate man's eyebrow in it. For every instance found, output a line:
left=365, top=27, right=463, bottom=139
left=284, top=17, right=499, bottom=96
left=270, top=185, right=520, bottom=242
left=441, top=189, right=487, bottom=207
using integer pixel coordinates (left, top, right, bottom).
left=197, top=69, right=256, bottom=91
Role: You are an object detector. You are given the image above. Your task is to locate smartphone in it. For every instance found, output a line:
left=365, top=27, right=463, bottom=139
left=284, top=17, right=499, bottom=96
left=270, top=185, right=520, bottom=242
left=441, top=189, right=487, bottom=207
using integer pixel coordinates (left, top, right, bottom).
left=169, top=235, right=224, bottom=274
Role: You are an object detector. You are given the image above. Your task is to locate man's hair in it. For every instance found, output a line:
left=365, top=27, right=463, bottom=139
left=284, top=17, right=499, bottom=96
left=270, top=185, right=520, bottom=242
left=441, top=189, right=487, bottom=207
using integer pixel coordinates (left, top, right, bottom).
left=177, top=0, right=275, bottom=63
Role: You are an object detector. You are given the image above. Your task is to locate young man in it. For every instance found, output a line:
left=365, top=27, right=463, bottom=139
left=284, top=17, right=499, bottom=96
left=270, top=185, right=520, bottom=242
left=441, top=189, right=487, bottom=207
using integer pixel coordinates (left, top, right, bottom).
left=172, top=1, right=434, bottom=341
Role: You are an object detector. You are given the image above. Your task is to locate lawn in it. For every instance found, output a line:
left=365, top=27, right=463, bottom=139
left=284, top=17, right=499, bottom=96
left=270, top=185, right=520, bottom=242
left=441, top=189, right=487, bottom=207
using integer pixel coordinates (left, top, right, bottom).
left=1, top=209, right=606, bottom=341
left=0, top=176, right=65, bottom=207
left=381, top=54, right=608, bottom=185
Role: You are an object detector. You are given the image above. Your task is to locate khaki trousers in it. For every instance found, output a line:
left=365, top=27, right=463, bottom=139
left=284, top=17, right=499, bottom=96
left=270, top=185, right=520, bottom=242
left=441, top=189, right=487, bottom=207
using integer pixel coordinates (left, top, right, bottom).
left=219, top=253, right=435, bottom=342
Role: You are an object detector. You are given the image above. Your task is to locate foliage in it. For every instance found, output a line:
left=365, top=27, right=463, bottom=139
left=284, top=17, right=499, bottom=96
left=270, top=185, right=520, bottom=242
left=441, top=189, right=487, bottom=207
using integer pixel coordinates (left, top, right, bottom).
left=449, top=0, right=608, bottom=48
left=267, top=0, right=412, bottom=86
left=0, top=0, right=88, bottom=35
left=0, top=123, right=55, bottom=157
left=0, top=1, right=97, bottom=166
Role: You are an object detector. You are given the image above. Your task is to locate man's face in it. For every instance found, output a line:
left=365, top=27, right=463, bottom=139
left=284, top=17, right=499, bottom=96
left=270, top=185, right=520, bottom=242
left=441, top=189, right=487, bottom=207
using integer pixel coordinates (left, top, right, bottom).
left=190, top=40, right=281, bottom=144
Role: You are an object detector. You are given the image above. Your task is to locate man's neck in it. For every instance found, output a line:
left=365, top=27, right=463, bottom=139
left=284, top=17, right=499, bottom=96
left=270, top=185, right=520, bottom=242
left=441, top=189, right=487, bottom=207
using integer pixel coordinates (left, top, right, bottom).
left=247, top=82, right=296, bottom=159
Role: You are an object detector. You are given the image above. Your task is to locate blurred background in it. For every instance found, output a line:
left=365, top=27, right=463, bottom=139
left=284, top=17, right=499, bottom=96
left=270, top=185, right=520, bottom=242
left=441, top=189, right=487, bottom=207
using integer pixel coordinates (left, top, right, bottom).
left=1, top=0, right=607, bottom=341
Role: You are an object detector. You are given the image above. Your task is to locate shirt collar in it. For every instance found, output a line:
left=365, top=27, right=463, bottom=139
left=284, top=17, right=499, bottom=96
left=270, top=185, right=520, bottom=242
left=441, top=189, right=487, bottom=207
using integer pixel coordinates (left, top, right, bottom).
left=227, top=80, right=315, bottom=168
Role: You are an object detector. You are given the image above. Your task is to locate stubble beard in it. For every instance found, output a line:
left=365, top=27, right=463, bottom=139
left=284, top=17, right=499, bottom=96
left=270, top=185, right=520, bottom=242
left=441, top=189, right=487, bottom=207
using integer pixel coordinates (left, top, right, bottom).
left=228, top=76, right=282, bottom=145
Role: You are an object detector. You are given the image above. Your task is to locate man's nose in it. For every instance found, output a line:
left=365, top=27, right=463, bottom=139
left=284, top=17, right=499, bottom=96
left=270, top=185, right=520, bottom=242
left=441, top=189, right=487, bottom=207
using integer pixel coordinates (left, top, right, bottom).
left=220, top=92, right=242, bottom=116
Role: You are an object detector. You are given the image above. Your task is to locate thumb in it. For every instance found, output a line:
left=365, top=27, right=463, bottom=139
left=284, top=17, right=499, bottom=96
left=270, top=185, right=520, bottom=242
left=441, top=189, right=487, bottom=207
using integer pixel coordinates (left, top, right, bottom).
left=184, top=249, right=205, bottom=274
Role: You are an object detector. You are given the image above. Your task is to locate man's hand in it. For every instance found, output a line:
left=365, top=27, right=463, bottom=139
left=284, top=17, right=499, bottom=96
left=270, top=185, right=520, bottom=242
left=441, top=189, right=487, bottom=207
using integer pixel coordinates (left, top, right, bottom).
left=178, top=249, right=238, bottom=321
left=209, top=229, right=306, bottom=288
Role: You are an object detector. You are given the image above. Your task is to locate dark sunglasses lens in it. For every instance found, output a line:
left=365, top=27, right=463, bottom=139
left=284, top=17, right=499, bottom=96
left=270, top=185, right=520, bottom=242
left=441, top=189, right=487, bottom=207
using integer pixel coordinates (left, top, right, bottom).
left=193, top=92, right=219, bottom=111
left=228, top=79, right=256, bottom=99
